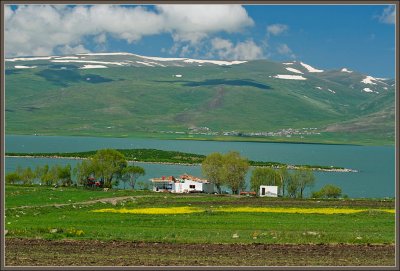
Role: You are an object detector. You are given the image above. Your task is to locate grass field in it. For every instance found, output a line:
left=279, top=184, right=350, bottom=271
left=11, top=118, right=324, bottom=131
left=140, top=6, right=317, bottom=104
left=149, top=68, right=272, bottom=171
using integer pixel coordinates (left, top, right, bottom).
left=4, top=185, right=396, bottom=266
left=5, top=185, right=395, bottom=244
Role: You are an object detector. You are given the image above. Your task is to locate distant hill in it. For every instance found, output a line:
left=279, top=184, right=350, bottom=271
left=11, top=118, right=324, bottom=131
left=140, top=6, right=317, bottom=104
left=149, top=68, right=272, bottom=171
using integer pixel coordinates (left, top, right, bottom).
left=5, top=52, right=395, bottom=145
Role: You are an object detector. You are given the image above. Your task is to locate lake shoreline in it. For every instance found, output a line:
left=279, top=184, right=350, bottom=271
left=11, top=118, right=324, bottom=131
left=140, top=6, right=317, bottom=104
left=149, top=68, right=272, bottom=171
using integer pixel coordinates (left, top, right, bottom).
left=7, top=133, right=387, bottom=146
left=5, top=155, right=358, bottom=173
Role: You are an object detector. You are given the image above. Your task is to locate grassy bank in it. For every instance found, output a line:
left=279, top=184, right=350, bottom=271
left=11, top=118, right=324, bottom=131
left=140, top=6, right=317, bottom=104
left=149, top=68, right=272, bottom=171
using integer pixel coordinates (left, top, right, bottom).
left=5, top=185, right=395, bottom=245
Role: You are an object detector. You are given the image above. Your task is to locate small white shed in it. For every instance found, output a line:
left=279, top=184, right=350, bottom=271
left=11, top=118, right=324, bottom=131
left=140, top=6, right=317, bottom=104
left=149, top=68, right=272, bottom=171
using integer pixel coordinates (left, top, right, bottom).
left=259, top=185, right=278, bottom=197
left=173, top=179, right=203, bottom=193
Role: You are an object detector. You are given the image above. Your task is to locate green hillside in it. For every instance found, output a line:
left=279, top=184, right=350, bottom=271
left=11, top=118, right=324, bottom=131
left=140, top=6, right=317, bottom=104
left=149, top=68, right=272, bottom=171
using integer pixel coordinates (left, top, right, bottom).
left=5, top=53, right=395, bottom=145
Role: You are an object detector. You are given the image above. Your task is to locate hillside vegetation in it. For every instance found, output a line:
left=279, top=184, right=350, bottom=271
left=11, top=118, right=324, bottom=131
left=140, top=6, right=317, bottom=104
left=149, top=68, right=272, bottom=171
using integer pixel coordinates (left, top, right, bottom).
left=5, top=53, right=395, bottom=145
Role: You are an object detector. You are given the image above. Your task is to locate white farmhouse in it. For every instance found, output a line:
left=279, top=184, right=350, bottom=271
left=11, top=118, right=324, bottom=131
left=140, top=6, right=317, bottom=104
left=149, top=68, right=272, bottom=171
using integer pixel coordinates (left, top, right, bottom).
left=150, top=173, right=216, bottom=193
left=259, top=185, right=278, bottom=197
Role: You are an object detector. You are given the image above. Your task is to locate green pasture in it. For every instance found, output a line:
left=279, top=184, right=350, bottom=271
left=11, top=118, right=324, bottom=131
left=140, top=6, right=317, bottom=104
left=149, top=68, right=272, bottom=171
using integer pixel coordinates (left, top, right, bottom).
left=5, top=185, right=395, bottom=245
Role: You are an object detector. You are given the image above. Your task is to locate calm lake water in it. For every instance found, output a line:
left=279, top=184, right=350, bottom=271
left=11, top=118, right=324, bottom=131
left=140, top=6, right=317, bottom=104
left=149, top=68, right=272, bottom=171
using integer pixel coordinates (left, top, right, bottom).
left=5, top=135, right=396, bottom=198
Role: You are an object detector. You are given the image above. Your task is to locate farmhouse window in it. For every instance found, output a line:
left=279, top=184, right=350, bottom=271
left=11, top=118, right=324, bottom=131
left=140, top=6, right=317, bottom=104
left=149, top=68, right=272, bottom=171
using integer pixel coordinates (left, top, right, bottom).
left=189, top=185, right=195, bottom=189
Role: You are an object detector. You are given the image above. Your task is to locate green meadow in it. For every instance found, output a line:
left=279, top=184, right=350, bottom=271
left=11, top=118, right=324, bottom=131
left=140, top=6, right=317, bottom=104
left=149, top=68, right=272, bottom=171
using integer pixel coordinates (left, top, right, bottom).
left=5, top=185, right=395, bottom=245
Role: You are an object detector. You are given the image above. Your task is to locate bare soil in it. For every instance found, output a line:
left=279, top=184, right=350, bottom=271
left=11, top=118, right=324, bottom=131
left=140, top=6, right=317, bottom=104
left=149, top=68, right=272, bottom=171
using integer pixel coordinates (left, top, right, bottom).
left=5, top=238, right=395, bottom=267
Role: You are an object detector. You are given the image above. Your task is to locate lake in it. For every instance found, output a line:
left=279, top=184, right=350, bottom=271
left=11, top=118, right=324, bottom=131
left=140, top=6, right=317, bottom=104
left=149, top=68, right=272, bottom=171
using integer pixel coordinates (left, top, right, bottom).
left=5, top=135, right=396, bottom=198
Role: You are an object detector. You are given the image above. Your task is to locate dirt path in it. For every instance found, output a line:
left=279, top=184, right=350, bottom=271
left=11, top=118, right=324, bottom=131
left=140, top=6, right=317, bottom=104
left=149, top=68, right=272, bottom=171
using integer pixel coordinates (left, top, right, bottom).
left=6, top=196, right=137, bottom=210
left=5, top=238, right=395, bottom=266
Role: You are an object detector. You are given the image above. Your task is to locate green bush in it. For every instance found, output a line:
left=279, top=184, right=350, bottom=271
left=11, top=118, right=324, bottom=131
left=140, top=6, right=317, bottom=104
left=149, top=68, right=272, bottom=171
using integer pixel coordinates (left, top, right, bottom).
left=312, top=184, right=342, bottom=199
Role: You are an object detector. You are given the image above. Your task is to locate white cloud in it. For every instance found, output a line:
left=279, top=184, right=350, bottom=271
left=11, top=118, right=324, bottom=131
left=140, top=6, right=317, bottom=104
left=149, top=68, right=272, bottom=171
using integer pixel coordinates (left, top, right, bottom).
left=276, top=43, right=295, bottom=58
left=379, top=5, right=395, bottom=24
left=266, top=24, right=288, bottom=36
left=157, top=5, right=253, bottom=44
left=277, top=44, right=291, bottom=54
left=5, top=4, right=254, bottom=57
left=210, top=38, right=263, bottom=60
left=57, top=44, right=91, bottom=55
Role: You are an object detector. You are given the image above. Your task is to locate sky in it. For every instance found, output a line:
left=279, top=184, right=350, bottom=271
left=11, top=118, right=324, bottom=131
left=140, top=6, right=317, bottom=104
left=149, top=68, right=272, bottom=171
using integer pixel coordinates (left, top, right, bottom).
left=4, top=4, right=396, bottom=77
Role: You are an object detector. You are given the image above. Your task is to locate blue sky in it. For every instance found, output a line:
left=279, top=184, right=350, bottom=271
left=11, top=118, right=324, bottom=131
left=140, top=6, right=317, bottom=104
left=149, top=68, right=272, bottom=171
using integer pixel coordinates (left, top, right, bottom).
left=5, top=4, right=396, bottom=77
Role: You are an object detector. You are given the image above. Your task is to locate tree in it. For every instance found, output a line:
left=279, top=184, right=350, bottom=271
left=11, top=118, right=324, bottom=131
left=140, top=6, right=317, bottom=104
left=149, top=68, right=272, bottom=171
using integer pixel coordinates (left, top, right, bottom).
left=74, top=160, right=96, bottom=186
left=34, top=164, right=49, bottom=185
left=286, top=172, right=299, bottom=198
left=285, top=169, right=315, bottom=198
left=312, top=184, right=342, bottom=198
left=276, top=166, right=289, bottom=196
left=15, top=166, right=24, bottom=177
left=21, top=167, right=34, bottom=185
left=58, top=164, right=72, bottom=186
left=42, top=165, right=59, bottom=186
left=6, top=172, right=20, bottom=184
left=91, top=149, right=127, bottom=188
left=201, top=152, right=224, bottom=193
left=250, top=167, right=279, bottom=195
left=296, top=169, right=315, bottom=198
left=221, top=151, right=249, bottom=194
left=122, top=165, right=145, bottom=189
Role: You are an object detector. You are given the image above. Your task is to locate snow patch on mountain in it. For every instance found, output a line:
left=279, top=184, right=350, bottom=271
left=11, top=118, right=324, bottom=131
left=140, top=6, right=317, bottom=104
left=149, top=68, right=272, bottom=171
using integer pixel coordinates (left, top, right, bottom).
left=273, top=74, right=307, bottom=80
left=7, top=56, right=55, bottom=62
left=51, top=60, right=127, bottom=66
left=134, top=54, right=186, bottom=62
left=341, top=68, right=352, bottom=73
left=183, top=59, right=247, bottom=66
left=300, top=62, right=324, bottom=73
left=360, top=76, right=390, bottom=86
left=282, top=62, right=293, bottom=65
left=54, top=56, right=80, bottom=60
left=136, top=61, right=155, bottom=67
left=79, top=65, right=107, bottom=69
left=174, top=74, right=183, bottom=78
left=133, top=53, right=246, bottom=66
left=78, top=52, right=134, bottom=56
left=285, top=67, right=304, bottom=74
left=146, top=61, right=166, bottom=67
left=363, top=87, right=374, bottom=93
left=315, top=86, right=335, bottom=94
left=14, top=65, right=37, bottom=69
left=361, top=76, right=378, bottom=85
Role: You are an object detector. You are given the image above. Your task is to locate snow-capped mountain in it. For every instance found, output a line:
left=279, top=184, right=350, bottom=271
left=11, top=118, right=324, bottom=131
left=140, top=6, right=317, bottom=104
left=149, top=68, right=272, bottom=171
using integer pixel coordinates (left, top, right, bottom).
left=5, top=52, right=395, bottom=144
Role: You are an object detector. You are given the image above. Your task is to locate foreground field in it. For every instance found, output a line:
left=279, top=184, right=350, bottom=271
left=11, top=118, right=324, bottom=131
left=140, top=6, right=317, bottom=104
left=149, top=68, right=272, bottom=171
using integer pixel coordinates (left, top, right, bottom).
left=4, top=185, right=396, bottom=266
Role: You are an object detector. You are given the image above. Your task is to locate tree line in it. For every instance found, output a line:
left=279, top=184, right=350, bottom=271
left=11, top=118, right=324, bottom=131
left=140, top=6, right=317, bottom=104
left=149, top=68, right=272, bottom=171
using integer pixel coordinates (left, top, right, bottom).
left=202, top=152, right=342, bottom=198
left=6, top=149, right=342, bottom=198
left=6, top=164, right=73, bottom=187
left=6, top=149, right=146, bottom=189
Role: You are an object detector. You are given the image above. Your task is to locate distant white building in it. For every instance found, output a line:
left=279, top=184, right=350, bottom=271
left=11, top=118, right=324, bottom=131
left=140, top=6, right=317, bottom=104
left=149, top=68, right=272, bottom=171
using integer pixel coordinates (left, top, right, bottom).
left=259, top=185, right=278, bottom=197
left=150, top=173, right=216, bottom=193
